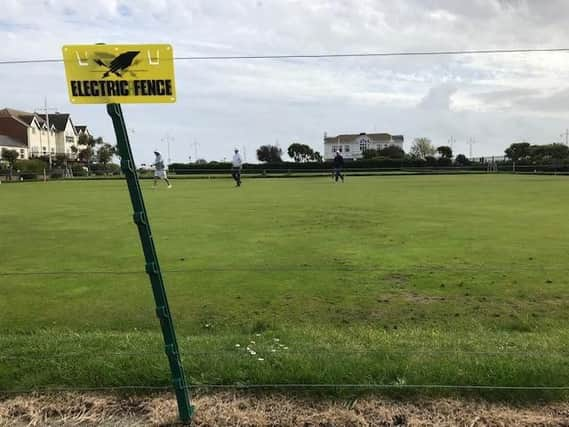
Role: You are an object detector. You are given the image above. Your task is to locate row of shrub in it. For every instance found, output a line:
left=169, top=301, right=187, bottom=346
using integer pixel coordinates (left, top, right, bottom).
left=0, top=160, right=121, bottom=180
left=168, top=157, right=478, bottom=174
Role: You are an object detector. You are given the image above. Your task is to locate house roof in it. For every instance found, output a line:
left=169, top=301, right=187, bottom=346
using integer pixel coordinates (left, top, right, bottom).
left=0, top=108, right=33, bottom=118
left=324, top=132, right=401, bottom=144
left=0, top=108, right=35, bottom=127
left=37, top=113, right=71, bottom=131
left=75, top=125, right=90, bottom=134
left=18, top=115, right=40, bottom=126
left=0, top=134, right=27, bottom=148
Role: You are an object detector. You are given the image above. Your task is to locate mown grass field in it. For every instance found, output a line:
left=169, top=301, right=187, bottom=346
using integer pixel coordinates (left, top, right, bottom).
left=1, top=175, right=569, bottom=399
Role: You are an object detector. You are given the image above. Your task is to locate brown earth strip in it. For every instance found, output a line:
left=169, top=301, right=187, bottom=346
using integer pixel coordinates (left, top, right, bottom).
left=1, top=392, right=568, bottom=426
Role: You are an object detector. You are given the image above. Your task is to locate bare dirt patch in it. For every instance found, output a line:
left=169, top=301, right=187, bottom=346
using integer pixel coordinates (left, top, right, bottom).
left=1, top=392, right=569, bottom=426
left=403, top=293, right=447, bottom=304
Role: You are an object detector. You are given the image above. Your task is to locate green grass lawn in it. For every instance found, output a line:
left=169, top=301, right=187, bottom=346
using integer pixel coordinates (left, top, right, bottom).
left=1, top=175, right=569, bottom=398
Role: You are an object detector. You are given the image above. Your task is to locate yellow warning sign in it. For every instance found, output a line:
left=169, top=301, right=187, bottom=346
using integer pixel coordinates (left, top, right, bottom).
left=62, top=44, right=176, bottom=104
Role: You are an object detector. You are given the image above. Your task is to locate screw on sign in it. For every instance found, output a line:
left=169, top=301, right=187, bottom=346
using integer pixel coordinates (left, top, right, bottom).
left=61, top=43, right=193, bottom=424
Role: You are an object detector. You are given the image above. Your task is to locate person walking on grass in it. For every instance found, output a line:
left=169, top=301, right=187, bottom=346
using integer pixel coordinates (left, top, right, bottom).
left=333, top=151, right=345, bottom=183
left=232, top=148, right=243, bottom=187
left=153, top=151, right=172, bottom=188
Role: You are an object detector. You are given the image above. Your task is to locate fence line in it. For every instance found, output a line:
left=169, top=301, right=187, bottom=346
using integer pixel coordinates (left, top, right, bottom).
left=1, top=348, right=567, bottom=361
left=1, top=265, right=568, bottom=276
left=188, top=384, right=569, bottom=391
left=2, top=383, right=569, bottom=395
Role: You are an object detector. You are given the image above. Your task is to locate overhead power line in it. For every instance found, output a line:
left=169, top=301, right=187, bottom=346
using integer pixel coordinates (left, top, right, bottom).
left=1, top=47, right=569, bottom=65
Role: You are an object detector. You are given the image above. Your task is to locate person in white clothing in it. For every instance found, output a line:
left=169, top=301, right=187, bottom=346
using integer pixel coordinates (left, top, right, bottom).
left=153, top=151, right=172, bottom=188
left=231, top=149, right=242, bottom=187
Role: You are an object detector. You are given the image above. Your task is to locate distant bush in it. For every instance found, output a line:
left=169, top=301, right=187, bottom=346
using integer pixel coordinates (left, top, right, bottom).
left=50, top=169, right=65, bottom=179
left=425, top=156, right=437, bottom=166
left=91, top=163, right=121, bottom=176
left=169, top=157, right=480, bottom=174
left=71, top=165, right=88, bottom=177
left=14, top=159, right=47, bottom=173
left=454, top=154, right=470, bottom=166
left=437, top=158, right=452, bottom=167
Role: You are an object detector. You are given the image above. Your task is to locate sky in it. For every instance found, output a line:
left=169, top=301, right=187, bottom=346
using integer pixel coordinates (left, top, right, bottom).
left=2, top=0, right=569, bottom=164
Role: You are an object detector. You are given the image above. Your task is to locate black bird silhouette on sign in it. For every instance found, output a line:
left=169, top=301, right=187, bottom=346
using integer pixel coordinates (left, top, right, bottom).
left=94, top=51, right=140, bottom=78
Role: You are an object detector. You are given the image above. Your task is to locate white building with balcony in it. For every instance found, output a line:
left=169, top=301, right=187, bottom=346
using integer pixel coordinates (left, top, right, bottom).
left=324, top=132, right=404, bottom=160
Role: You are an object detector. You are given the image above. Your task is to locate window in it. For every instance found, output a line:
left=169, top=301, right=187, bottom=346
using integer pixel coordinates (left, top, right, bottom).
left=66, top=136, right=74, bottom=143
left=42, top=146, right=47, bottom=153
left=20, top=149, right=25, bottom=158
left=359, top=138, right=369, bottom=152
left=51, top=148, right=55, bottom=153
left=331, top=145, right=337, bottom=152
left=344, top=145, right=350, bottom=152
left=338, top=146, right=343, bottom=152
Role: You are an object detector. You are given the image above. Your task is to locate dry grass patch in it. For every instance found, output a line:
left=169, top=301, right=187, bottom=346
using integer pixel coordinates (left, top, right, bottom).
left=1, top=392, right=569, bottom=426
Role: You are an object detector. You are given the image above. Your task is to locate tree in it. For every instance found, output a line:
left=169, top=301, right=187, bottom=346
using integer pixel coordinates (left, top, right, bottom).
left=256, top=145, right=283, bottom=163
left=425, top=155, right=437, bottom=165
left=378, top=145, right=405, bottom=159
left=78, top=146, right=94, bottom=165
left=1, top=148, right=19, bottom=180
left=529, top=143, right=569, bottom=162
left=310, top=151, right=323, bottom=162
left=436, top=145, right=453, bottom=159
left=454, top=154, right=469, bottom=166
left=504, top=142, right=530, bottom=162
left=410, top=138, right=436, bottom=159
left=362, top=149, right=379, bottom=160
left=53, top=154, right=68, bottom=168
left=287, top=143, right=314, bottom=162
left=77, top=134, right=104, bottom=174
left=97, top=143, right=116, bottom=169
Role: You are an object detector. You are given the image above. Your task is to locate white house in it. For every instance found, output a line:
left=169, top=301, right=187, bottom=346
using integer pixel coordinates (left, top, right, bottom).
left=324, top=132, right=404, bottom=160
left=38, top=113, right=78, bottom=157
left=0, top=108, right=82, bottom=160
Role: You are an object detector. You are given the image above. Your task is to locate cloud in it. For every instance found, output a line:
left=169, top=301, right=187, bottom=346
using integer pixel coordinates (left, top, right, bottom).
left=2, top=0, right=569, bottom=162
left=418, top=83, right=457, bottom=111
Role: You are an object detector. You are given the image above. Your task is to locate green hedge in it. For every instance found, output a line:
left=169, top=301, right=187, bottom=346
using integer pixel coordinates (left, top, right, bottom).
left=169, top=158, right=486, bottom=174
left=14, top=159, right=47, bottom=173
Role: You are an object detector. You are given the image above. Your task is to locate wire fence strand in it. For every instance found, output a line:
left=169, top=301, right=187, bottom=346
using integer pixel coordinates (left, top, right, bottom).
left=1, top=348, right=567, bottom=361
left=2, top=383, right=569, bottom=395
left=1, top=265, right=569, bottom=276
left=2, top=47, right=569, bottom=65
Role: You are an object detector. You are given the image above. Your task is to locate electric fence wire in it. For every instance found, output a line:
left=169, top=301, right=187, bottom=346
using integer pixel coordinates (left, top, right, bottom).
left=0, top=265, right=568, bottom=276
left=1, top=47, right=569, bottom=66
left=2, top=348, right=565, bottom=361
left=2, top=383, right=569, bottom=394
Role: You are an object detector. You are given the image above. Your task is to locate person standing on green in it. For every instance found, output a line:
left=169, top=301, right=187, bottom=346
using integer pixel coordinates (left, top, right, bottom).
left=153, top=151, right=172, bottom=188
left=231, top=149, right=243, bottom=187
left=333, top=151, right=345, bottom=183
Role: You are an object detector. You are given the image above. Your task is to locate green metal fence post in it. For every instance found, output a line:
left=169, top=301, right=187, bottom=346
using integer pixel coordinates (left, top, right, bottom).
left=107, top=103, right=193, bottom=424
